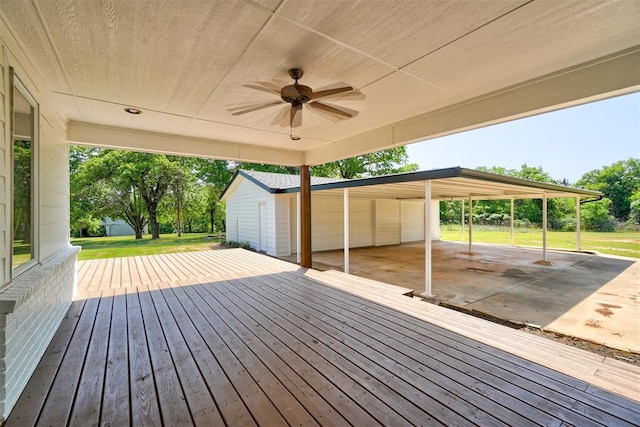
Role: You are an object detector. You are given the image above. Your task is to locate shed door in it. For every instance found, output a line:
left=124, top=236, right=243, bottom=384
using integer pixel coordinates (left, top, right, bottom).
left=258, top=203, right=267, bottom=252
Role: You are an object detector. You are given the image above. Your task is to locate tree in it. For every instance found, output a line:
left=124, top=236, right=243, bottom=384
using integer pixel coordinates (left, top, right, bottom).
left=311, top=147, right=418, bottom=179
left=70, top=146, right=106, bottom=236
left=581, top=198, right=616, bottom=231
left=73, top=150, right=189, bottom=239
left=629, top=193, right=640, bottom=226
left=576, top=158, right=640, bottom=222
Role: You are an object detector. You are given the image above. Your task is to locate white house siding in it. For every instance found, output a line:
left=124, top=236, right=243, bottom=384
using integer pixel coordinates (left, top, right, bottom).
left=400, top=200, right=441, bottom=242
left=225, top=178, right=277, bottom=255
left=275, top=195, right=291, bottom=257
left=373, top=199, right=401, bottom=246
left=312, top=195, right=344, bottom=251
left=0, top=28, right=77, bottom=420
left=349, top=198, right=374, bottom=248
left=286, top=194, right=439, bottom=255
left=401, top=200, right=424, bottom=242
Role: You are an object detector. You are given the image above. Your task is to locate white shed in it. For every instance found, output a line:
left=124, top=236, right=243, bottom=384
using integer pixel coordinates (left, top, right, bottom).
left=222, top=169, right=441, bottom=257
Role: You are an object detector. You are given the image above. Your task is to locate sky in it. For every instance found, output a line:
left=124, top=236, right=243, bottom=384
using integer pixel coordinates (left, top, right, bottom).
left=406, top=92, right=640, bottom=184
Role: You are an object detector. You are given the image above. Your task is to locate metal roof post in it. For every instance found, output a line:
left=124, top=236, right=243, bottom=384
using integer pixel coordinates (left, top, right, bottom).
left=576, top=196, right=581, bottom=251
left=461, top=199, right=465, bottom=242
left=344, top=188, right=350, bottom=274
left=542, top=194, right=548, bottom=262
left=424, top=181, right=433, bottom=296
left=510, top=198, right=515, bottom=246
left=468, top=197, right=473, bottom=254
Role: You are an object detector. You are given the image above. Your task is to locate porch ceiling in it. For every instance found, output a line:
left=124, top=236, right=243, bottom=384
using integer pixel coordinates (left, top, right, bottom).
left=1, top=1, right=639, bottom=165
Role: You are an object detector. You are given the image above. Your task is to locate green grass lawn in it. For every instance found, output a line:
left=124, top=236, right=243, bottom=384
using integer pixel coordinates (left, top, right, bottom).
left=72, top=229, right=638, bottom=261
left=440, top=226, right=640, bottom=258
left=72, top=233, right=225, bottom=260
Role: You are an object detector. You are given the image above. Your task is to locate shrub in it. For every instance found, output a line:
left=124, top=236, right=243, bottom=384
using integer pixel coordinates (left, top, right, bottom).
left=223, top=240, right=254, bottom=251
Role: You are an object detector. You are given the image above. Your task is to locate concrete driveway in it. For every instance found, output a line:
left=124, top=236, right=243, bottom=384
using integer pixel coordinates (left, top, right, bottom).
left=286, top=241, right=640, bottom=353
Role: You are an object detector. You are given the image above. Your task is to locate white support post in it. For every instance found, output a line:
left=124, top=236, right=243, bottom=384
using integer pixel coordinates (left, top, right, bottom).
left=461, top=199, right=465, bottom=241
left=510, top=198, right=515, bottom=246
left=468, top=197, right=473, bottom=253
left=542, top=194, right=548, bottom=262
left=576, top=196, right=581, bottom=251
left=296, top=192, right=301, bottom=263
left=425, top=181, right=433, bottom=296
left=344, top=188, right=350, bottom=274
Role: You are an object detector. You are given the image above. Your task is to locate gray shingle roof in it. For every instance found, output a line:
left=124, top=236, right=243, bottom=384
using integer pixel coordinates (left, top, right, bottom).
left=239, top=169, right=345, bottom=192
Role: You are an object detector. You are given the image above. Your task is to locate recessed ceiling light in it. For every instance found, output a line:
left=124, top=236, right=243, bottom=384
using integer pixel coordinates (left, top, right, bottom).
left=124, top=107, right=142, bottom=115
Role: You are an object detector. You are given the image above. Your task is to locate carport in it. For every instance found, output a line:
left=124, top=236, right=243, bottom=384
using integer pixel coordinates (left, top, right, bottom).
left=287, top=167, right=601, bottom=296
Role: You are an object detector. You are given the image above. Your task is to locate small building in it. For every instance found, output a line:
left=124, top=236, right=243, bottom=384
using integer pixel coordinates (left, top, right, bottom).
left=101, top=217, right=147, bottom=237
left=101, top=217, right=134, bottom=237
left=221, top=169, right=441, bottom=257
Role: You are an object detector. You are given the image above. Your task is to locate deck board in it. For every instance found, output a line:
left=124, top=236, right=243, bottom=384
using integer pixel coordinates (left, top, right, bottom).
left=126, top=286, right=162, bottom=425
left=7, top=249, right=640, bottom=426
left=100, top=287, right=130, bottom=426
left=68, top=289, right=113, bottom=426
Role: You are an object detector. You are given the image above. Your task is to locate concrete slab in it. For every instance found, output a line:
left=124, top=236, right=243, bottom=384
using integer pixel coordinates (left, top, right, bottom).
left=282, top=241, right=640, bottom=353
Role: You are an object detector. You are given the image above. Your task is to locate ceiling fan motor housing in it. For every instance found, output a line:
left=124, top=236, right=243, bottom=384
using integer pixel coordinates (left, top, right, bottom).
left=281, top=84, right=312, bottom=104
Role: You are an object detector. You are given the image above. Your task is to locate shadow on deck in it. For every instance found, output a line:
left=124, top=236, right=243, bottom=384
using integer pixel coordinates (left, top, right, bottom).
left=6, top=249, right=640, bottom=426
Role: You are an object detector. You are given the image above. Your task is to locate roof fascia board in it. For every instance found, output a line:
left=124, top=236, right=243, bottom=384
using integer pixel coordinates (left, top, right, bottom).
left=280, top=167, right=462, bottom=193
left=68, top=121, right=305, bottom=166
left=276, top=166, right=601, bottom=198
left=220, top=170, right=280, bottom=201
left=457, top=168, right=602, bottom=197
left=304, top=47, right=640, bottom=166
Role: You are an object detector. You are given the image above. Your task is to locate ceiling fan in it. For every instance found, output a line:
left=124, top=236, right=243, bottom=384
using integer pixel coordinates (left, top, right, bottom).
left=230, top=68, right=360, bottom=139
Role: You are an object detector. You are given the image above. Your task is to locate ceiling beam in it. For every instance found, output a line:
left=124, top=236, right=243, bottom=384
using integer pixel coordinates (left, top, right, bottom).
left=304, top=47, right=640, bottom=165
left=67, top=122, right=305, bottom=166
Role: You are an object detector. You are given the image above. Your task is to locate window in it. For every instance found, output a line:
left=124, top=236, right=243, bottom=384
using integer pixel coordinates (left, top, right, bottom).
left=11, top=71, right=38, bottom=273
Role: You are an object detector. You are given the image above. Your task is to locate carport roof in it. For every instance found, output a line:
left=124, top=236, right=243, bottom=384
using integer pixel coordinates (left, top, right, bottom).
left=227, top=167, right=602, bottom=201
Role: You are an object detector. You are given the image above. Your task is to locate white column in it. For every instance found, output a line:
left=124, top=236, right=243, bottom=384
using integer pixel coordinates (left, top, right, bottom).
left=461, top=199, right=465, bottom=241
left=468, top=197, right=473, bottom=253
left=425, top=181, right=432, bottom=296
left=344, top=188, right=350, bottom=274
left=510, top=198, right=515, bottom=246
left=576, top=196, right=581, bottom=251
left=542, top=194, right=548, bottom=262
left=296, top=192, right=301, bottom=263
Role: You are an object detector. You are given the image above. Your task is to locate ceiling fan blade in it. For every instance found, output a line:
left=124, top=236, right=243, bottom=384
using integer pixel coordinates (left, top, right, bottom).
left=271, top=105, right=291, bottom=127
left=255, top=81, right=282, bottom=93
left=231, top=100, right=284, bottom=115
left=242, top=84, right=280, bottom=95
left=309, top=101, right=354, bottom=118
left=290, top=105, right=302, bottom=128
left=310, top=86, right=353, bottom=99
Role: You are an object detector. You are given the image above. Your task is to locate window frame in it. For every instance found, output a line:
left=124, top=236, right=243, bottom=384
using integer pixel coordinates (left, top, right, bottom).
left=10, top=69, right=40, bottom=277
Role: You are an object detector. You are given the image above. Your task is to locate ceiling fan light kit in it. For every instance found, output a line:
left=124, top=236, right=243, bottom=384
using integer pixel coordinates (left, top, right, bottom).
left=231, top=68, right=360, bottom=140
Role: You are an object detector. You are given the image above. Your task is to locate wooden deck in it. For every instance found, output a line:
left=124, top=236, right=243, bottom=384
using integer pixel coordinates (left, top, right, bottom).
left=7, top=248, right=640, bottom=426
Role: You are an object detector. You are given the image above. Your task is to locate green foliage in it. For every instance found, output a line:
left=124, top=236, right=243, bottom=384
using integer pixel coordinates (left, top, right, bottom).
left=629, top=193, right=640, bottom=227
left=13, top=140, right=32, bottom=243
left=71, top=149, right=234, bottom=240
left=581, top=198, right=616, bottom=231
left=311, top=146, right=418, bottom=179
left=576, top=158, right=639, bottom=222
left=223, top=240, right=254, bottom=250
left=71, top=149, right=190, bottom=239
